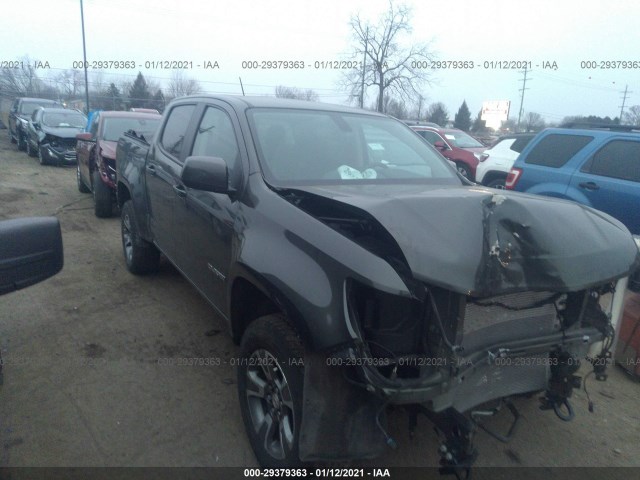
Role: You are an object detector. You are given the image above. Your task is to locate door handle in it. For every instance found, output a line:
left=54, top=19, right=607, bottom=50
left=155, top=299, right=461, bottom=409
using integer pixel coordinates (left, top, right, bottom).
left=579, top=181, right=600, bottom=191
left=146, top=164, right=157, bottom=175
left=173, top=184, right=187, bottom=197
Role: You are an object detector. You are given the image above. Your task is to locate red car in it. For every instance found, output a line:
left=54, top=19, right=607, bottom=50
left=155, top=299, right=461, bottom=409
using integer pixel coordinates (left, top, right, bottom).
left=410, top=126, right=486, bottom=180
left=76, top=111, right=161, bottom=217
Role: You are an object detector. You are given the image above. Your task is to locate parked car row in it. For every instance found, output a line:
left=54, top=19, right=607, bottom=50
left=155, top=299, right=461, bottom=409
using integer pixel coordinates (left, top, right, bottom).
left=7, top=96, right=163, bottom=218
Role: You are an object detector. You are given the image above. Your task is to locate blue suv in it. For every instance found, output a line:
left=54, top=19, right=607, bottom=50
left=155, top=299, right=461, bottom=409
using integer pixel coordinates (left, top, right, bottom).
left=506, top=124, right=640, bottom=234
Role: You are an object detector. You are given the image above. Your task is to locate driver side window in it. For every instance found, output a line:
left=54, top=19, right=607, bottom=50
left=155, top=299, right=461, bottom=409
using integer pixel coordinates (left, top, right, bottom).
left=191, top=106, right=240, bottom=172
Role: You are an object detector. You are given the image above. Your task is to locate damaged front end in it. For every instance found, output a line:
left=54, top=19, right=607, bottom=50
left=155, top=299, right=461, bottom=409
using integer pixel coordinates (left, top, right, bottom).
left=292, top=186, right=638, bottom=474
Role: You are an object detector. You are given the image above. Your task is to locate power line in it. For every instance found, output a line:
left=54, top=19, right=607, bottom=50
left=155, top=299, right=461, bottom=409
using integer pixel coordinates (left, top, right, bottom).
left=619, top=84, right=632, bottom=120
left=517, top=66, right=530, bottom=131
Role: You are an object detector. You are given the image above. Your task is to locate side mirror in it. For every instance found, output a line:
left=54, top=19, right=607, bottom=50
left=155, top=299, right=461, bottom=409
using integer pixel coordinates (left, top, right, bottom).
left=181, top=156, right=229, bottom=194
left=0, top=217, right=64, bottom=296
left=434, top=141, right=448, bottom=151
left=76, top=132, right=94, bottom=141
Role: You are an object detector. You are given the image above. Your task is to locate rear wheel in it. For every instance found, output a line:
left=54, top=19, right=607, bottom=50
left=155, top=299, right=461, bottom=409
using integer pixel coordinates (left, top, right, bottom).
left=92, top=170, right=113, bottom=218
left=121, top=200, right=160, bottom=274
left=238, top=315, right=305, bottom=468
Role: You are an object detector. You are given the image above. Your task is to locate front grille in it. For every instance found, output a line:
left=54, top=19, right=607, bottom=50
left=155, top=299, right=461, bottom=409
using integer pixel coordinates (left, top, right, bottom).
left=64, top=151, right=76, bottom=161
left=462, top=291, right=560, bottom=351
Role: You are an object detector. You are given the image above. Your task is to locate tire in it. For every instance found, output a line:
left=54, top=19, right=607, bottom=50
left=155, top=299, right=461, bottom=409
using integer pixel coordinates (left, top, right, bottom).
left=38, top=145, right=48, bottom=165
left=17, top=132, right=27, bottom=151
left=77, top=164, right=90, bottom=193
left=92, top=170, right=113, bottom=218
left=455, top=162, right=472, bottom=180
left=120, top=200, right=160, bottom=274
left=486, top=178, right=506, bottom=189
left=9, top=131, right=16, bottom=144
left=26, top=139, right=36, bottom=157
left=238, top=315, right=305, bottom=468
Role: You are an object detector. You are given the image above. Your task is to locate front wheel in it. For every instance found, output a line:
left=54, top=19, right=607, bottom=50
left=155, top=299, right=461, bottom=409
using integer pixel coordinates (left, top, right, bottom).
left=38, top=145, right=47, bottom=165
left=92, top=170, right=113, bottom=218
left=17, top=133, right=27, bottom=151
left=238, top=315, right=305, bottom=468
left=121, top=200, right=160, bottom=274
left=26, top=139, right=36, bottom=157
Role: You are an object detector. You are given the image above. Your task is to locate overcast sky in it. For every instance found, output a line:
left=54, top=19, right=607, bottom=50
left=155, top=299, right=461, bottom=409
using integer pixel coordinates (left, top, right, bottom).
left=2, top=0, right=639, bottom=122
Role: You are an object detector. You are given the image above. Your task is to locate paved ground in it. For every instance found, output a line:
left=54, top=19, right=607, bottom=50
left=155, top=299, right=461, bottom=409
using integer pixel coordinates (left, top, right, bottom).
left=0, top=128, right=638, bottom=472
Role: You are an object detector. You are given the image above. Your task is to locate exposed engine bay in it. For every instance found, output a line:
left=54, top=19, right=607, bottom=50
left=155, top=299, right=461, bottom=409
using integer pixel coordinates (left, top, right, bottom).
left=282, top=187, right=631, bottom=476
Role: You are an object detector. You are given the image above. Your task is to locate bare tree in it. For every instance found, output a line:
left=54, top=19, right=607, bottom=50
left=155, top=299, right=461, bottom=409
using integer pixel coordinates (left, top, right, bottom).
left=623, top=105, right=640, bottom=125
left=372, top=95, right=408, bottom=119
left=56, top=69, right=84, bottom=101
left=168, top=71, right=202, bottom=98
left=343, top=1, right=436, bottom=112
left=274, top=85, right=318, bottom=101
left=0, top=56, right=46, bottom=96
left=521, top=112, right=546, bottom=132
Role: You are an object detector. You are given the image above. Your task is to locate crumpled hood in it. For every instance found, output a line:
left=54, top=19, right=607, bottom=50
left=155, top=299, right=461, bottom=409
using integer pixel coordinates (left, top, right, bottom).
left=292, top=184, right=639, bottom=297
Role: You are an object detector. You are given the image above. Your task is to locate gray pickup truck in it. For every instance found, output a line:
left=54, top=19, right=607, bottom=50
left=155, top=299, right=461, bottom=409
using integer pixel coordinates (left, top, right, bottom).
left=116, top=95, right=639, bottom=474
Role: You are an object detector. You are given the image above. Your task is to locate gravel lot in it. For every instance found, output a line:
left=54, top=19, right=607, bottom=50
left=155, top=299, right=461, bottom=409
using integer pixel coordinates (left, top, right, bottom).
left=0, top=128, right=638, bottom=474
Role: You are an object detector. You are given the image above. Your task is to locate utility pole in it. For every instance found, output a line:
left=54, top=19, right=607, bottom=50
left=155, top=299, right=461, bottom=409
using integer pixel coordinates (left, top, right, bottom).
left=79, top=0, right=90, bottom=113
left=359, top=27, right=368, bottom=109
left=619, top=84, right=631, bottom=122
left=517, top=66, right=530, bottom=132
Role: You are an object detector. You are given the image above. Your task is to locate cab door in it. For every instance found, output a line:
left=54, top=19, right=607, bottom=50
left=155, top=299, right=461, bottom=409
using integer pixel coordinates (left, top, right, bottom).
left=173, top=103, right=245, bottom=315
left=145, top=103, right=197, bottom=260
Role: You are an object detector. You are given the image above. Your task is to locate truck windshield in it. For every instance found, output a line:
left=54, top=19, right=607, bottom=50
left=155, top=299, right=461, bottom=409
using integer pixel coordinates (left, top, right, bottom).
left=102, top=117, right=161, bottom=142
left=247, top=108, right=459, bottom=186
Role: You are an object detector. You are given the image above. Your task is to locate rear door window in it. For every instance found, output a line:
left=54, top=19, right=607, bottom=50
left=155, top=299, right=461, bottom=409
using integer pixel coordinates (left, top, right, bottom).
left=582, top=140, right=640, bottom=182
left=525, top=134, right=593, bottom=168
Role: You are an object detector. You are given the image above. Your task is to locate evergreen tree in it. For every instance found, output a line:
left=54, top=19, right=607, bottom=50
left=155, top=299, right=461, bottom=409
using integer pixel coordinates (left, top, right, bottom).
left=152, top=89, right=165, bottom=113
left=105, top=83, right=122, bottom=110
left=471, top=109, right=486, bottom=132
left=454, top=100, right=472, bottom=131
left=128, top=72, right=151, bottom=108
left=426, top=102, right=449, bottom=127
